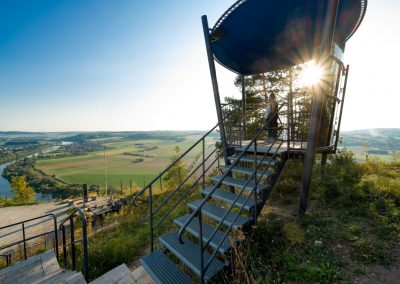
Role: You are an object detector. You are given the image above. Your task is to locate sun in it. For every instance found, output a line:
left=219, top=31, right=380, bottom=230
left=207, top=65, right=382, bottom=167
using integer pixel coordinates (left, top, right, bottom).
left=299, top=60, right=323, bottom=87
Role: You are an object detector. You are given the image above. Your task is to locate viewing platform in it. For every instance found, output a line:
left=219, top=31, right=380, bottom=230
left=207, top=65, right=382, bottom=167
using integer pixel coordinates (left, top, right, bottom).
left=237, top=140, right=336, bottom=156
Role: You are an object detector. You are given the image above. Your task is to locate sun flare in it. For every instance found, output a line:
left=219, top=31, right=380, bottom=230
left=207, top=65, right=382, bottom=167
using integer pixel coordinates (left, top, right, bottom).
left=299, top=60, right=323, bottom=87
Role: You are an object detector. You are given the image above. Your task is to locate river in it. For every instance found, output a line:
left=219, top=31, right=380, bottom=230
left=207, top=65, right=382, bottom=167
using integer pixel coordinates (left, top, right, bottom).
left=0, top=143, right=71, bottom=202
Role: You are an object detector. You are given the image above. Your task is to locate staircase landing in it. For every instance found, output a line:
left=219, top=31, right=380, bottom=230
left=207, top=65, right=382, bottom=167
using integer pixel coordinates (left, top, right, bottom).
left=0, top=251, right=154, bottom=284
left=0, top=251, right=85, bottom=284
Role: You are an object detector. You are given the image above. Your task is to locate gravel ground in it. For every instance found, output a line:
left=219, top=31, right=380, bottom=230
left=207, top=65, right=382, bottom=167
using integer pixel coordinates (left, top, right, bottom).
left=0, top=198, right=107, bottom=254
left=0, top=202, right=71, bottom=250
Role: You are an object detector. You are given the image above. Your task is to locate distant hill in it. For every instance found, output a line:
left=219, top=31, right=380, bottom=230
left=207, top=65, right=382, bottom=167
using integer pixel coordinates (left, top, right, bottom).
left=0, top=130, right=218, bottom=143
left=340, top=128, right=400, bottom=160
left=341, top=128, right=400, bottom=150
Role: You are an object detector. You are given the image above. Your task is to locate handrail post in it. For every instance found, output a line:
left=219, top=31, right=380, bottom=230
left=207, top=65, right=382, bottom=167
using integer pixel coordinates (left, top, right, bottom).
left=81, top=212, right=89, bottom=282
left=202, top=139, right=206, bottom=189
left=198, top=210, right=204, bottom=284
left=53, top=216, right=59, bottom=259
left=149, top=185, right=154, bottom=253
left=238, top=107, right=242, bottom=146
left=241, top=75, right=246, bottom=141
left=22, top=223, right=27, bottom=260
left=253, top=140, right=258, bottom=224
left=70, top=217, right=76, bottom=270
left=61, top=225, right=67, bottom=265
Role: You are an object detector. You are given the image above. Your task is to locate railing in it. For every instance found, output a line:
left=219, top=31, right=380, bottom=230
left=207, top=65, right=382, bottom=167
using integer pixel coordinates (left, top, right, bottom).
left=285, top=60, right=349, bottom=153
left=132, top=113, right=236, bottom=252
left=59, top=208, right=89, bottom=282
left=177, top=105, right=286, bottom=282
left=0, top=214, right=59, bottom=266
left=221, top=102, right=243, bottom=146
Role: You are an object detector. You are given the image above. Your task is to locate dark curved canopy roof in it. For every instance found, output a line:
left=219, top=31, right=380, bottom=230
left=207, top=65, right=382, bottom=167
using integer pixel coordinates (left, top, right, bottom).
left=211, top=0, right=367, bottom=75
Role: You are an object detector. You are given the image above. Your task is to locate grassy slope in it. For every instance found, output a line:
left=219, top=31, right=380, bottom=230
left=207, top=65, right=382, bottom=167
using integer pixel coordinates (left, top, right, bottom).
left=36, top=136, right=216, bottom=188
left=222, top=152, right=400, bottom=283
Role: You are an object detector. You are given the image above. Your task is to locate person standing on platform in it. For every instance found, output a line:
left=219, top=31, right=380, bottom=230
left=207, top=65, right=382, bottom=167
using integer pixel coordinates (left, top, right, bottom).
left=265, top=93, right=278, bottom=142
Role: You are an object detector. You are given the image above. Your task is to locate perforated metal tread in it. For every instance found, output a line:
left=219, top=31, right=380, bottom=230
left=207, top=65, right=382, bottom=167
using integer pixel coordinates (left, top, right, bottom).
left=210, top=175, right=269, bottom=193
left=158, top=232, right=225, bottom=281
left=201, top=187, right=255, bottom=211
left=218, top=165, right=274, bottom=180
left=188, top=200, right=251, bottom=229
left=174, top=214, right=231, bottom=254
left=228, top=155, right=280, bottom=166
left=140, top=250, right=192, bottom=284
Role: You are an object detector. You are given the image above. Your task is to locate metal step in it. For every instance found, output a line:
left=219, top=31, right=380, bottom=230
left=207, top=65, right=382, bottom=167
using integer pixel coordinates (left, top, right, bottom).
left=210, top=176, right=269, bottom=193
left=228, top=155, right=280, bottom=166
left=158, top=232, right=225, bottom=282
left=218, top=165, right=274, bottom=180
left=140, top=250, right=192, bottom=284
left=174, top=214, right=231, bottom=254
left=235, top=145, right=282, bottom=155
left=188, top=200, right=251, bottom=230
left=201, top=187, right=255, bottom=211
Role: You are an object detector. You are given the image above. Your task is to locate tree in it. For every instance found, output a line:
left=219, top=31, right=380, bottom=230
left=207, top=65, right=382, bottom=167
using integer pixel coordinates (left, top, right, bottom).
left=227, top=65, right=319, bottom=141
left=163, top=146, right=190, bottom=190
left=11, top=176, right=36, bottom=204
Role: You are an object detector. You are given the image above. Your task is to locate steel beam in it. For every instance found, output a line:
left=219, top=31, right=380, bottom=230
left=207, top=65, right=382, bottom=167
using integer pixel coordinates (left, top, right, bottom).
left=201, top=15, right=230, bottom=165
left=299, top=0, right=341, bottom=216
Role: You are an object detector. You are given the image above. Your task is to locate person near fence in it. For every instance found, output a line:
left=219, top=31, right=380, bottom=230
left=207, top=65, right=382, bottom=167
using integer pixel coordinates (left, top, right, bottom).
left=265, top=93, right=278, bottom=142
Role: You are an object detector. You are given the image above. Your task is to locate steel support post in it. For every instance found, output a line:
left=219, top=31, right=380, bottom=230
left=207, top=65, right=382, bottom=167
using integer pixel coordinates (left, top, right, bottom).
left=241, top=75, right=247, bottom=140
left=201, top=15, right=230, bottom=165
left=299, top=0, right=340, bottom=216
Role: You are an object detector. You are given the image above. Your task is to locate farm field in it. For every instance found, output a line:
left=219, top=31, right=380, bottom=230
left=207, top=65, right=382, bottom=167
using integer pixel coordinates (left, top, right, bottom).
left=36, top=135, right=217, bottom=189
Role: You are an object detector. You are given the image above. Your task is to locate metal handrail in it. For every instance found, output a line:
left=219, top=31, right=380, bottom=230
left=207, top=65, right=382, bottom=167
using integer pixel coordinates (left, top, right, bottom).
left=152, top=147, right=218, bottom=216
left=177, top=104, right=286, bottom=244
left=152, top=148, right=220, bottom=230
left=175, top=106, right=285, bottom=281
left=203, top=140, right=284, bottom=273
left=59, top=208, right=88, bottom=282
left=132, top=112, right=234, bottom=206
left=132, top=112, right=239, bottom=253
left=0, top=213, right=59, bottom=265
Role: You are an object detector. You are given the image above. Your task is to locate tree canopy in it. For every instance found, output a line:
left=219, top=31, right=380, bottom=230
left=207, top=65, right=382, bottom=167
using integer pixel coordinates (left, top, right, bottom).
left=11, top=176, right=36, bottom=204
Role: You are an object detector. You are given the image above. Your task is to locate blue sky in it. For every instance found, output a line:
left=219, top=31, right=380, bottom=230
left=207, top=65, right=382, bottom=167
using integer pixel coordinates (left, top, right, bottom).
left=0, top=0, right=399, bottom=131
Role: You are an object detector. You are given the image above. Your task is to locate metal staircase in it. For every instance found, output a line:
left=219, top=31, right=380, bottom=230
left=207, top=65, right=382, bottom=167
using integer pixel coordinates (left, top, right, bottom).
left=134, top=107, right=288, bottom=283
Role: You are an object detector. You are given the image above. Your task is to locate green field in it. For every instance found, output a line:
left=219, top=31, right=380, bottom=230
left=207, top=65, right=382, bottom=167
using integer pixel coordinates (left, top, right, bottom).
left=36, top=135, right=217, bottom=189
